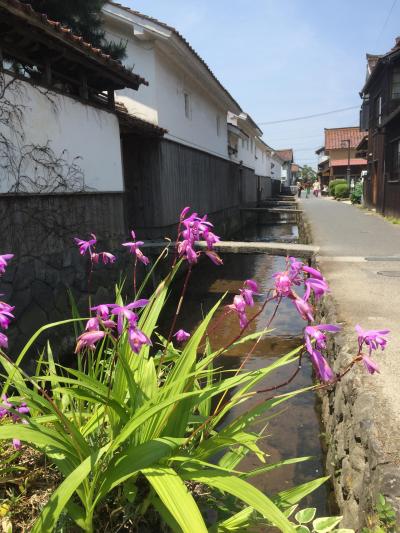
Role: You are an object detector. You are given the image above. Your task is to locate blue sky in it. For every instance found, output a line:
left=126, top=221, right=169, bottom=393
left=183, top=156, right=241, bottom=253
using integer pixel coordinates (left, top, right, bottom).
left=123, top=0, right=399, bottom=168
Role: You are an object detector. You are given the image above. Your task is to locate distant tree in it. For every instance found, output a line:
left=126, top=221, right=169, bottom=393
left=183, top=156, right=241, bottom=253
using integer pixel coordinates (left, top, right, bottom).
left=21, top=0, right=126, bottom=60
left=301, top=165, right=317, bottom=182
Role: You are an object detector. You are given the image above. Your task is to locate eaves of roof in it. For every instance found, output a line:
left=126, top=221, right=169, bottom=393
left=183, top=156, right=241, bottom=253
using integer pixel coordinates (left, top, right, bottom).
left=117, top=108, right=167, bottom=137
left=1, top=0, right=148, bottom=90
left=361, top=46, right=400, bottom=95
left=107, top=1, right=242, bottom=113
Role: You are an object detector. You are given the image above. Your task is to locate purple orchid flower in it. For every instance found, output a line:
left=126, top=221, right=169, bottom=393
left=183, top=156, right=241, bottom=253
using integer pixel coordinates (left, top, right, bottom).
left=304, top=276, right=330, bottom=300
left=308, top=348, right=334, bottom=382
left=240, top=279, right=259, bottom=307
left=362, top=354, right=380, bottom=374
left=0, top=302, right=15, bottom=330
left=355, top=325, right=390, bottom=354
left=75, top=330, right=106, bottom=353
left=203, top=229, right=220, bottom=249
left=0, top=395, right=12, bottom=418
left=0, top=332, right=8, bottom=350
left=128, top=326, right=152, bottom=354
left=0, top=396, right=30, bottom=449
left=273, top=271, right=293, bottom=297
left=122, top=231, right=150, bottom=266
left=177, top=209, right=221, bottom=265
left=109, top=299, right=149, bottom=335
left=85, top=317, right=100, bottom=331
left=180, top=206, right=191, bottom=220
left=228, top=294, right=248, bottom=329
left=92, top=252, right=116, bottom=265
left=302, top=265, right=324, bottom=279
left=174, top=329, right=191, bottom=342
left=205, top=250, right=223, bottom=266
left=186, top=244, right=199, bottom=264
left=91, top=304, right=110, bottom=320
left=74, top=234, right=97, bottom=256
left=305, top=324, right=340, bottom=351
left=289, top=257, right=304, bottom=277
left=0, top=254, right=13, bottom=275
left=292, top=296, right=314, bottom=322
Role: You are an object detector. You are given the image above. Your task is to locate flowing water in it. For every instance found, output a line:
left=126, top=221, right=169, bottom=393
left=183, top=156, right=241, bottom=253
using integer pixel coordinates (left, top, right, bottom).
left=163, top=222, right=329, bottom=515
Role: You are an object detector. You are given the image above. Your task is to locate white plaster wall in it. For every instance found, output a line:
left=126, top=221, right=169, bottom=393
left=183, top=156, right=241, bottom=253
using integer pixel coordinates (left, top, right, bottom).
left=104, top=9, right=230, bottom=159
left=0, top=75, right=124, bottom=193
left=255, top=144, right=269, bottom=177
left=106, top=20, right=158, bottom=124
left=270, top=157, right=282, bottom=181
left=236, top=135, right=256, bottom=170
left=154, top=50, right=228, bottom=158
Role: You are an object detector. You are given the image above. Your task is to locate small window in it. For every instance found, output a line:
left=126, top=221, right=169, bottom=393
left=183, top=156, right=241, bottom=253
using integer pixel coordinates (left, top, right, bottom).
left=250, top=139, right=253, bottom=152
left=390, top=139, right=400, bottom=179
left=392, top=67, right=400, bottom=99
left=216, top=115, right=221, bottom=136
left=375, top=95, right=382, bottom=126
left=184, top=92, right=191, bottom=119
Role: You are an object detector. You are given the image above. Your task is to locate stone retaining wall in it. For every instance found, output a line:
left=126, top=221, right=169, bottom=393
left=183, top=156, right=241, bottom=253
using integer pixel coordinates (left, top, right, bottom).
left=316, top=295, right=400, bottom=530
left=301, top=207, right=400, bottom=530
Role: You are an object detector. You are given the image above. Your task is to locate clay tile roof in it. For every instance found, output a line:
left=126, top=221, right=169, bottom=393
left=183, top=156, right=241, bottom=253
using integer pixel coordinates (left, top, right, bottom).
left=108, top=1, right=242, bottom=113
left=324, top=127, right=365, bottom=150
left=275, top=149, right=293, bottom=162
left=1, top=0, right=148, bottom=89
left=291, top=163, right=300, bottom=172
left=116, top=103, right=167, bottom=137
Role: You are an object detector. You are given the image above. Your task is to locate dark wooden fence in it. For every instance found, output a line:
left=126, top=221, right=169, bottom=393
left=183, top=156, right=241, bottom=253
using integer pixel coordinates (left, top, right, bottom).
left=122, top=137, right=280, bottom=237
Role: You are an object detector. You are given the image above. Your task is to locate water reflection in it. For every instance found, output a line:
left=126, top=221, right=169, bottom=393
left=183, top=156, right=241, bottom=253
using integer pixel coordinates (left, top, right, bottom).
left=161, top=223, right=328, bottom=515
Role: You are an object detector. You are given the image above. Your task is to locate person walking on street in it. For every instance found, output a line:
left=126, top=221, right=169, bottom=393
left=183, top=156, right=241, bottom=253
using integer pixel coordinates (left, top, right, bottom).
left=297, top=180, right=302, bottom=198
left=313, top=180, right=320, bottom=198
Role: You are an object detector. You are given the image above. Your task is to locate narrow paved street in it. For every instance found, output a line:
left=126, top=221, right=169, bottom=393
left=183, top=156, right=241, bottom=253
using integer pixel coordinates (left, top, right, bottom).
left=300, top=195, right=400, bottom=521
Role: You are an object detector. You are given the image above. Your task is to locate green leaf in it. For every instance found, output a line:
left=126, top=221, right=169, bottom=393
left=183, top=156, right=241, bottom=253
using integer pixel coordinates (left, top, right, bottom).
left=295, top=508, right=316, bottom=524
left=274, top=477, right=330, bottom=509
left=143, top=466, right=208, bottom=533
left=242, top=457, right=313, bottom=479
left=210, top=506, right=258, bottom=532
left=181, top=469, right=296, bottom=532
left=93, top=437, right=182, bottom=506
left=296, top=526, right=310, bottom=533
left=3, top=318, right=85, bottom=395
left=32, top=448, right=105, bottom=533
left=312, top=516, right=343, bottom=532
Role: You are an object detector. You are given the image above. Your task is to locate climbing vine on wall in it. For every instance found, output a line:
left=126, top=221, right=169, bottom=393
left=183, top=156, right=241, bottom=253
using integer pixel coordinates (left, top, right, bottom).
left=0, top=68, right=85, bottom=194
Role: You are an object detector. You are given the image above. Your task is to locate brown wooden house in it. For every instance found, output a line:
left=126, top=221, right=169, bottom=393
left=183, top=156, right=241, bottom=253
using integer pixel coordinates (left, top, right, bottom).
left=360, top=38, right=400, bottom=217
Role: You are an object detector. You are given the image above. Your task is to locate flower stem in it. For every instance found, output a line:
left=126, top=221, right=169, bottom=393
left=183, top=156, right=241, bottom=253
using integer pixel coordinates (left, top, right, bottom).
left=158, top=264, right=192, bottom=372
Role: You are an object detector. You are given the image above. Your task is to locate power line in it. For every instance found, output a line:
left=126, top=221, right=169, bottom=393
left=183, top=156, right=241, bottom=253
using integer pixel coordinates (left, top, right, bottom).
left=266, top=133, right=324, bottom=143
left=258, top=105, right=359, bottom=125
left=375, top=0, right=398, bottom=47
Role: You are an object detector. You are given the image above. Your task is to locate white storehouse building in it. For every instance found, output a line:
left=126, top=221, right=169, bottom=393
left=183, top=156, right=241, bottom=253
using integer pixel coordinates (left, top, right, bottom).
left=103, top=2, right=241, bottom=160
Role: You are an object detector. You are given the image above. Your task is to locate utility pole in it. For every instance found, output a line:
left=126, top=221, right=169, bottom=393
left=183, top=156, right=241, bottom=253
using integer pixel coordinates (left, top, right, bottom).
left=341, top=139, right=351, bottom=186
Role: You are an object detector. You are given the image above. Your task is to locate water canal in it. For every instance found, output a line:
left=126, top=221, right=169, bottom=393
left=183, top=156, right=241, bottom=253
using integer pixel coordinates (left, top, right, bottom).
left=162, top=220, right=329, bottom=515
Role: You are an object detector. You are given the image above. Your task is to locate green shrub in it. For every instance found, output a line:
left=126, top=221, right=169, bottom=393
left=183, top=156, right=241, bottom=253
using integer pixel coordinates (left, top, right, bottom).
left=334, top=183, right=350, bottom=198
left=328, top=179, right=347, bottom=196
left=350, top=182, right=363, bottom=204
